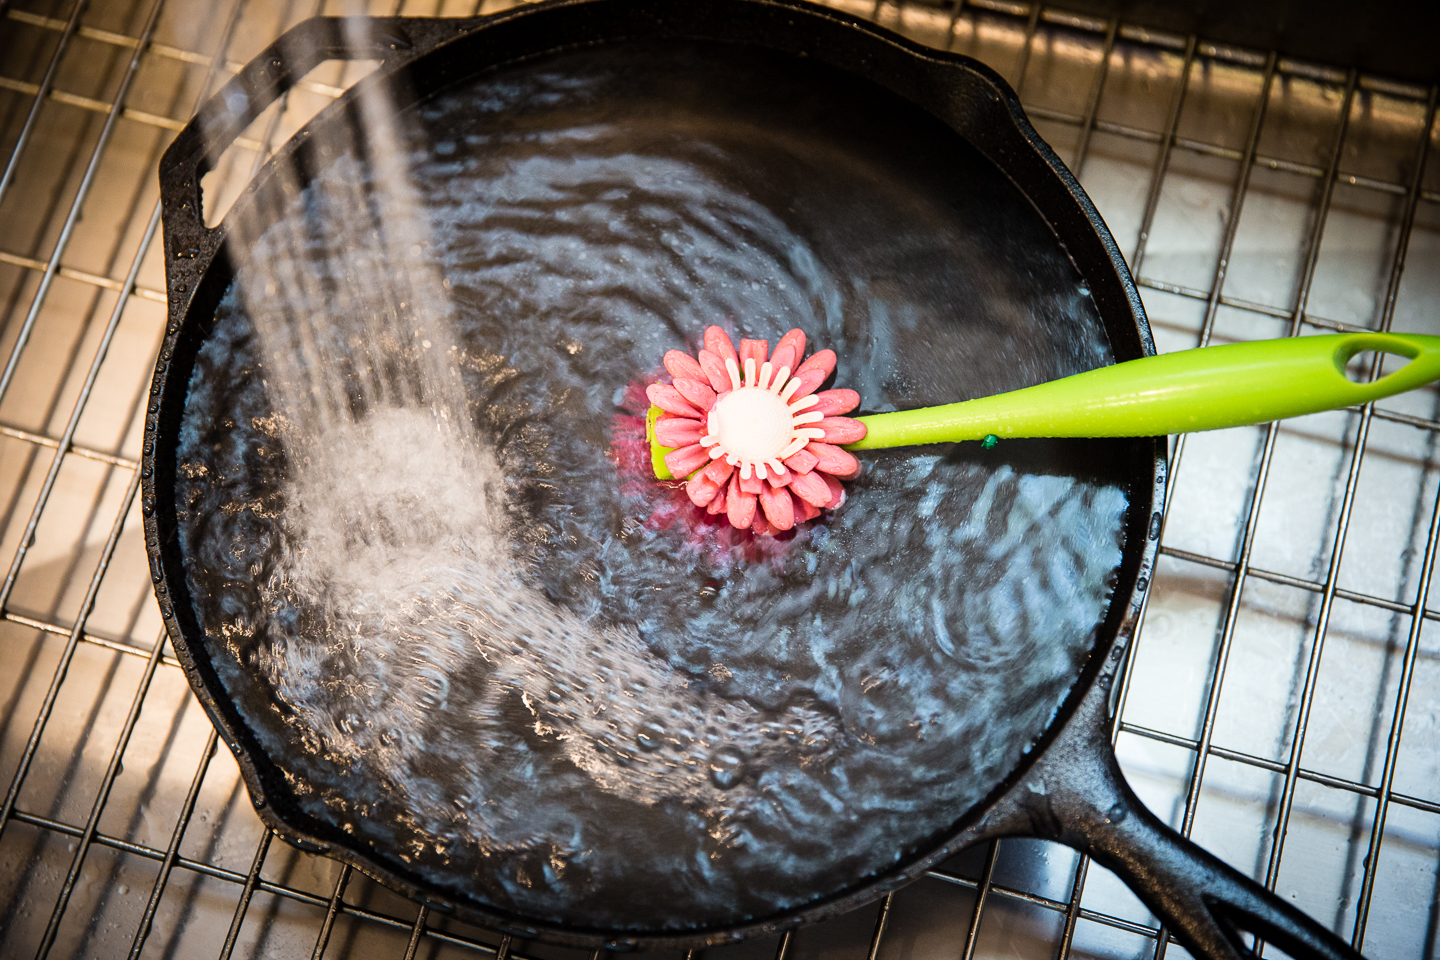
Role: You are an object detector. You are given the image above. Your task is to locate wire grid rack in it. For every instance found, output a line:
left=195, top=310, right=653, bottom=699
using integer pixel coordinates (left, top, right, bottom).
left=1, top=0, right=1438, bottom=956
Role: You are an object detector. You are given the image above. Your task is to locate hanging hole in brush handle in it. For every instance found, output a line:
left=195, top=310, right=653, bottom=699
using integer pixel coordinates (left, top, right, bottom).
left=1331, top=333, right=1440, bottom=396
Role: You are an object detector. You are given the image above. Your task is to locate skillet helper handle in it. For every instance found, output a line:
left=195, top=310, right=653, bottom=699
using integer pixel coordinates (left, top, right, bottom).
left=158, top=17, right=419, bottom=245
left=848, top=332, right=1440, bottom=449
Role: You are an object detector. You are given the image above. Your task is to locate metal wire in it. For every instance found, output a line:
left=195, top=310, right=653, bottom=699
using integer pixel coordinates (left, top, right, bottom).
left=961, top=841, right=1001, bottom=960
left=0, top=0, right=89, bottom=204
left=1068, top=16, right=1117, bottom=178
left=1, top=0, right=1437, bottom=957
left=1150, top=56, right=1344, bottom=960
left=1350, top=83, right=1440, bottom=949
left=34, top=627, right=168, bottom=960
left=865, top=894, right=893, bottom=960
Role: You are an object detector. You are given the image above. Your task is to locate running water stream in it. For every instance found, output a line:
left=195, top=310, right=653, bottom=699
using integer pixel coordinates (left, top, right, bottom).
left=175, top=41, right=1131, bottom=930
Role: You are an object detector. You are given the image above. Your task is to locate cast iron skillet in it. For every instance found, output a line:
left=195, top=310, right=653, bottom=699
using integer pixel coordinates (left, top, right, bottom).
left=143, top=2, right=1365, bottom=957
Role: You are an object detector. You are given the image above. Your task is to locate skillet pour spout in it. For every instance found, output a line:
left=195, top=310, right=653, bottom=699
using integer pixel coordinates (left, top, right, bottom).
left=146, top=0, right=1373, bottom=955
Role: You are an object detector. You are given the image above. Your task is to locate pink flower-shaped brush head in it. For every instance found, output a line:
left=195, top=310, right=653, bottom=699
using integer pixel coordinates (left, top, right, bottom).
left=646, top=326, right=866, bottom=534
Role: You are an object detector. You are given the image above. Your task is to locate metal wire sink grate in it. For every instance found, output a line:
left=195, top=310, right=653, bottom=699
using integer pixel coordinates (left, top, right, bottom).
left=1, top=0, right=1437, bottom=957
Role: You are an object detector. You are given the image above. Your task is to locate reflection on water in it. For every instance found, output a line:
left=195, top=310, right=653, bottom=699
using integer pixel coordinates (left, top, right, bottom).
left=175, top=41, right=1131, bottom=931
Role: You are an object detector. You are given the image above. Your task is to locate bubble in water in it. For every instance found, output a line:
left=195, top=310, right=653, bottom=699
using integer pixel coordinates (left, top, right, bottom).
left=708, top=746, right=747, bottom=789
left=800, top=730, right=831, bottom=755
left=414, top=669, right=450, bottom=711
left=635, top=718, right=666, bottom=751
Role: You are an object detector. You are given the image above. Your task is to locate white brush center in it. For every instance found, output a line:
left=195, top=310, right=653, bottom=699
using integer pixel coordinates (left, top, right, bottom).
left=707, top=387, right=794, bottom=463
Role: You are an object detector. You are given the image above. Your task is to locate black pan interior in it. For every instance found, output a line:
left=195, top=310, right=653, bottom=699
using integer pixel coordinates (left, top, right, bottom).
left=172, top=38, right=1140, bottom=934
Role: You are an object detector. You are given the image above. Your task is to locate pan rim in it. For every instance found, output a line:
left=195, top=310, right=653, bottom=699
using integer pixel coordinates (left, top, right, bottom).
left=142, top=0, right=1164, bottom=948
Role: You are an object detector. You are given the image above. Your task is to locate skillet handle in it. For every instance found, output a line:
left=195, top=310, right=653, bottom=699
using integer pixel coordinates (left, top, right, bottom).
left=1070, top=759, right=1363, bottom=960
left=993, top=685, right=1366, bottom=960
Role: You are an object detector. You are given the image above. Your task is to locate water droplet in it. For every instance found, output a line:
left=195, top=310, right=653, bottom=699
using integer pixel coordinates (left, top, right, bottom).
left=636, top=718, right=666, bottom=751
left=698, top=579, right=719, bottom=601
left=338, top=712, right=362, bottom=735
left=800, top=731, right=830, bottom=755
left=708, top=747, right=746, bottom=789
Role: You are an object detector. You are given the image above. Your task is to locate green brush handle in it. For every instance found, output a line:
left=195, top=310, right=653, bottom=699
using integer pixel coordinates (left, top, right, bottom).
left=846, top=333, right=1440, bottom=450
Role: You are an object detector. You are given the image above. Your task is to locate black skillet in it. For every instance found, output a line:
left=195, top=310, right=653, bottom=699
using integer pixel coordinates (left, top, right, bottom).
left=144, top=2, right=1366, bottom=957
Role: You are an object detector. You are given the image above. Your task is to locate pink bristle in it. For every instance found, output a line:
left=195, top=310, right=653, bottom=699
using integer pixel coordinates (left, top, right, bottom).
left=654, top=416, right=704, bottom=447
left=739, top=473, right=764, bottom=495
left=646, top=383, right=700, bottom=417
left=702, top=458, right=735, bottom=486
left=697, top=349, right=733, bottom=394
left=811, top=388, right=861, bottom=416
left=789, top=470, right=831, bottom=507
left=739, top=339, right=769, bottom=370
left=816, top=417, right=866, bottom=444
left=663, top=350, right=705, bottom=382
left=793, top=348, right=836, bottom=380
left=751, top=510, right=775, bottom=536
left=793, top=492, right=821, bottom=523
left=788, top=367, right=828, bottom=400
left=686, top=471, right=722, bottom=508
left=776, top=328, right=806, bottom=364
left=759, top=483, right=795, bottom=530
left=704, top=326, right=738, bottom=363
left=673, top=377, right=717, bottom=410
left=664, top=443, right=710, bottom=478
left=809, top=442, right=860, bottom=480
left=784, top=448, right=820, bottom=474
left=770, top=342, right=798, bottom=374
left=820, top=471, right=846, bottom=509
left=727, top=475, right=757, bottom=529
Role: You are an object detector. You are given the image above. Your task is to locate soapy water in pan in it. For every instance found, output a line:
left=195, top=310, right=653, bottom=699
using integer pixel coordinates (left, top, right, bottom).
left=175, top=42, right=1132, bottom=930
